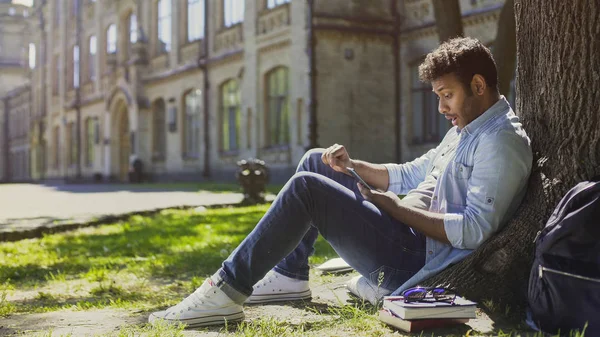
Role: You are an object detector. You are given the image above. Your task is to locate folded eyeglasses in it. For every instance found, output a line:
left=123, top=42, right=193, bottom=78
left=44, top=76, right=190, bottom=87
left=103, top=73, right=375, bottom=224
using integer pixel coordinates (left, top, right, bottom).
left=400, top=286, right=457, bottom=304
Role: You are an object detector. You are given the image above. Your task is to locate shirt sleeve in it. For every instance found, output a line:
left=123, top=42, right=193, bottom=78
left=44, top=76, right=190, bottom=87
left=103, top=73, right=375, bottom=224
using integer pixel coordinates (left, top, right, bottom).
left=383, top=146, right=438, bottom=195
left=443, top=130, right=533, bottom=249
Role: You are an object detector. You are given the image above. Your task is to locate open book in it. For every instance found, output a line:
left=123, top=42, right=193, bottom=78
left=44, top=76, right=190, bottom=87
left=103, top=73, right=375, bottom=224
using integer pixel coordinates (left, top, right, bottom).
left=382, top=295, right=477, bottom=320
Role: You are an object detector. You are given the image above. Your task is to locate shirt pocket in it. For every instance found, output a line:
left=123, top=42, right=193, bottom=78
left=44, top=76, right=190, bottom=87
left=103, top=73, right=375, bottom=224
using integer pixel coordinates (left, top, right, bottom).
left=451, top=161, right=473, bottom=180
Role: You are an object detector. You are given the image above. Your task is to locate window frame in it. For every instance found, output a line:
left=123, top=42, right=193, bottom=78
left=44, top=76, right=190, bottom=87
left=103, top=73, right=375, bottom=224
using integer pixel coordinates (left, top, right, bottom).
left=157, top=0, right=172, bottom=53
left=106, top=24, right=117, bottom=54
left=266, top=0, right=289, bottom=9
left=187, top=0, right=205, bottom=42
left=265, top=67, right=290, bottom=147
left=88, top=35, right=97, bottom=81
left=409, top=63, right=449, bottom=145
left=223, top=0, right=244, bottom=28
left=220, top=79, right=241, bottom=152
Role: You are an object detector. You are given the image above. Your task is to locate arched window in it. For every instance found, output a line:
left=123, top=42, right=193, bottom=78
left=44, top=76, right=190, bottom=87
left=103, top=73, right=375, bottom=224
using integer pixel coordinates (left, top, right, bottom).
left=107, top=24, right=117, bottom=54
left=220, top=80, right=240, bottom=151
left=157, top=0, right=172, bottom=53
left=85, top=117, right=95, bottom=166
left=265, top=67, right=289, bottom=146
left=183, top=89, right=202, bottom=158
left=152, top=99, right=166, bottom=161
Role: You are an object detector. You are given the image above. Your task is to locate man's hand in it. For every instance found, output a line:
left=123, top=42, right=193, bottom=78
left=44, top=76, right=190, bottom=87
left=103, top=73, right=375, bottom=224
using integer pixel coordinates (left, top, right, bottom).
left=357, top=183, right=399, bottom=206
left=321, top=144, right=353, bottom=174
left=357, top=183, right=450, bottom=244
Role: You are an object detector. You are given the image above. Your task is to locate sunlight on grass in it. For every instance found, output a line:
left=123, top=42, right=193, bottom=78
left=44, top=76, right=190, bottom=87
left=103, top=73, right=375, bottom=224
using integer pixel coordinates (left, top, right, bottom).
left=0, top=205, right=337, bottom=317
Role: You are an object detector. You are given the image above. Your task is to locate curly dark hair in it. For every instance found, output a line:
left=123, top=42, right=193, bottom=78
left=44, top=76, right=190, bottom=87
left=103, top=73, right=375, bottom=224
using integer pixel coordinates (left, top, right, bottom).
left=418, top=37, right=498, bottom=93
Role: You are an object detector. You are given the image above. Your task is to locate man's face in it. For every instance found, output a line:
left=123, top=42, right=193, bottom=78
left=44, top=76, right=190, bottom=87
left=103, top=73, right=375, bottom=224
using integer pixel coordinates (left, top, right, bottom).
left=431, top=73, right=484, bottom=130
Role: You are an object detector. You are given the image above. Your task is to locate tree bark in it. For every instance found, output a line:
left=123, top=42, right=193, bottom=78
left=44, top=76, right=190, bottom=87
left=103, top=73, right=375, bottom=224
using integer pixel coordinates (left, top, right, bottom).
left=432, top=0, right=464, bottom=42
left=493, top=0, right=516, bottom=96
left=422, top=0, right=600, bottom=320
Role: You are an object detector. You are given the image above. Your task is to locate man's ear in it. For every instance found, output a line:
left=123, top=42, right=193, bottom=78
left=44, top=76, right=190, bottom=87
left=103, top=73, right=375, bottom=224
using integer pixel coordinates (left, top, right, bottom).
left=470, top=74, right=487, bottom=96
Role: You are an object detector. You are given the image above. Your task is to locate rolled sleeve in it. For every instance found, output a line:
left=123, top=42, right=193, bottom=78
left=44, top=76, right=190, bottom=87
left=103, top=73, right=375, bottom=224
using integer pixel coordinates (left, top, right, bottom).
left=443, top=131, right=532, bottom=249
left=384, top=147, right=438, bottom=195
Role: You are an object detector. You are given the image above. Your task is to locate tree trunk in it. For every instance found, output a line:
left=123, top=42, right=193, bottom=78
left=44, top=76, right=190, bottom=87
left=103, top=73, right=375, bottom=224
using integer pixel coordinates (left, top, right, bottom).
left=432, top=0, right=464, bottom=42
left=422, top=0, right=600, bottom=320
left=493, top=0, right=516, bottom=96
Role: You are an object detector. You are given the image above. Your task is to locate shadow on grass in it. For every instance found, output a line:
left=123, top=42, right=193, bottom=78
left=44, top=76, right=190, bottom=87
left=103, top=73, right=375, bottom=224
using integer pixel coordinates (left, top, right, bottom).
left=1, top=205, right=338, bottom=293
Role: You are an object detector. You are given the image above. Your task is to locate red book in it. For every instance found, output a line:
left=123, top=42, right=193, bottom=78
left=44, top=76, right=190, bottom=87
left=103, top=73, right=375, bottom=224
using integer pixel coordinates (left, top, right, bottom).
left=378, top=309, right=469, bottom=333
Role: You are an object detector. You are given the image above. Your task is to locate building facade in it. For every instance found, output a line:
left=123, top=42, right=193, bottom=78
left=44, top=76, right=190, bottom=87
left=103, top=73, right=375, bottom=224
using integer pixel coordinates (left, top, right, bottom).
left=2, top=0, right=514, bottom=183
left=0, top=1, right=32, bottom=182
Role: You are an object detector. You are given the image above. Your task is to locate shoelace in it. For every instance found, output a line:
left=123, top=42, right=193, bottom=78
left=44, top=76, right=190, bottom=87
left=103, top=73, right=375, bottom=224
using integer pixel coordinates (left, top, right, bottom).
left=171, top=285, right=217, bottom=314
left=255, top=271, right=278, bottom=289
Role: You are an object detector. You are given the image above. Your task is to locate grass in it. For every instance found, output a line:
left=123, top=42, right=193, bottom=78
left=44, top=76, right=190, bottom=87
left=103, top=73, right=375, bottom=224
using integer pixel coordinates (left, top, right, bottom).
left=0, top=205, right=588, bottom=336
left=130, top=182, right=285, bottom=195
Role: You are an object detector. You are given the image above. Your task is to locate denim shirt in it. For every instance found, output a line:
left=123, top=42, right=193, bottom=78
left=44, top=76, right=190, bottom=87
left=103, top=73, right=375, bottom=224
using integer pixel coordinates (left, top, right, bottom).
left=384, top=96, right=532, bottom=294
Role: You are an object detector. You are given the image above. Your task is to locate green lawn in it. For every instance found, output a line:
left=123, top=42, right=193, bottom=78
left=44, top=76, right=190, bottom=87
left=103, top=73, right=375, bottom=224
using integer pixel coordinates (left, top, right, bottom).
left=131, top=182, right=285, bottom=195
left=0, top=205, right=581, bottom=337
left=0, top=205, right=336, bottom=316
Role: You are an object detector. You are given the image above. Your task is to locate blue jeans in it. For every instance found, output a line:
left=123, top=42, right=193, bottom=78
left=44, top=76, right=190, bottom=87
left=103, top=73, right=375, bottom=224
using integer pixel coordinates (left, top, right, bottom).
left=217, top=149, right=426, bottom=303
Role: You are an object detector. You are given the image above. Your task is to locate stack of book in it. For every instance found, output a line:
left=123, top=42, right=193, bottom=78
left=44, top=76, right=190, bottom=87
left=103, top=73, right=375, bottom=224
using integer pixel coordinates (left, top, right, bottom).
left=378, top=295, right=477, bottom=333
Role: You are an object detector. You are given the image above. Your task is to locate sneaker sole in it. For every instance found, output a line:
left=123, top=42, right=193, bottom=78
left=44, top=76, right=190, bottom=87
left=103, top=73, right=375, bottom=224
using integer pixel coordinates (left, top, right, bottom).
left=184, top=311, right=245, bottom=328
left=245, top=289, right=312, bottom=304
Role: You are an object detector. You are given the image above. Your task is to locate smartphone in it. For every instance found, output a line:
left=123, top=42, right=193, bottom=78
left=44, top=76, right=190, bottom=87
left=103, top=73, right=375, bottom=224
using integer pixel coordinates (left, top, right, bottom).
left=346, top=167, right=376, bottom=190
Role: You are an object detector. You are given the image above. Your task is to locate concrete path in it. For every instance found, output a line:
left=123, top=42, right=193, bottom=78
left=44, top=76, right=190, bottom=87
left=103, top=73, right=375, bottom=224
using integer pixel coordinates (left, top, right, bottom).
left=0, top=183, right=269, bottom=241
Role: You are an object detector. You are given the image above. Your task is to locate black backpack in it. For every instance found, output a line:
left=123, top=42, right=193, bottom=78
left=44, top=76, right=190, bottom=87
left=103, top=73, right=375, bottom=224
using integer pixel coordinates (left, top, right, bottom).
left=528, top=179, right=600, bottom=336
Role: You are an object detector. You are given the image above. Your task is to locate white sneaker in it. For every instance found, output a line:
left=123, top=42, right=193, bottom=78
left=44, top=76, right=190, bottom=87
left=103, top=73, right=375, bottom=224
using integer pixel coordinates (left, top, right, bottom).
left=245, top=270, right=311, bottom=304
left=149, top=276, right=244, bottom=328
left=346, top=275, right=392, bottom=306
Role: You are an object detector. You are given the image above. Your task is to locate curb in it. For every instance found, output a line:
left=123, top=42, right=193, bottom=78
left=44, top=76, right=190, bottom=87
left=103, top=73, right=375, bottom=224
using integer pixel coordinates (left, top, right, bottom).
left=0, top=202, right=245, bottom=243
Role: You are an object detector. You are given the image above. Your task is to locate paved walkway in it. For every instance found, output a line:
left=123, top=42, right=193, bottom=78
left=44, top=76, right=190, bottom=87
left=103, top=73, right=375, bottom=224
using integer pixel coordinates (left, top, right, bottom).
left=0, top=183, right=263, bottom=241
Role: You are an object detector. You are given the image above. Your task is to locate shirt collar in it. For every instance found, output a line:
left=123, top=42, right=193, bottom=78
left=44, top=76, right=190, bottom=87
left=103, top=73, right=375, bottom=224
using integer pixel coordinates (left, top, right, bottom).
left=460, top=96, right=510, bottom=135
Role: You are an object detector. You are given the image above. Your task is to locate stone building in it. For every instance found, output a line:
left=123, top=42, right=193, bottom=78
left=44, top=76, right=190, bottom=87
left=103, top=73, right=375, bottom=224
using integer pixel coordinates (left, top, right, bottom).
left=5, top=0, right=514, bottom=183
left=0, top=1, right=32, bottom=182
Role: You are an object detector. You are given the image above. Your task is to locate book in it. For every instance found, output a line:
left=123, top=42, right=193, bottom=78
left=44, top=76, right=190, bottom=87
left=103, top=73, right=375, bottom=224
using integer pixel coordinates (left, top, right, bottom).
left=378, top=309, right=469, bottom=333
left=382, top=295, right=477, bottom=320
left=315, top=258, right=354, bottom=274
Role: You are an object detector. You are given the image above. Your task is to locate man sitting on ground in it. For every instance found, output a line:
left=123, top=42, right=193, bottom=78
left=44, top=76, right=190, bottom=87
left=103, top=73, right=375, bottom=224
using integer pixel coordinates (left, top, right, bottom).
left=149, top=37, right=533, bottom=328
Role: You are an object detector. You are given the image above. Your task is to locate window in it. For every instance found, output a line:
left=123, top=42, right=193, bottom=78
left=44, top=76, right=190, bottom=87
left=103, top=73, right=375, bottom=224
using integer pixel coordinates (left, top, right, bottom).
left=221, top=80, right=240, bottom=151
left=72, top=0, right=79, bottom=16
left=67, top=122, right=77, bottom=166
left=89, top=35, right=96, bottom=80
left=187, top=0, right=204, bottom=41
left=183, top=89, right=202, bottom=157
left=53, top=125, right=60, bottom=169
left=410, top=64, right=449, bottom=144
left=54, top=0, right=60, bottom=27
left=266, top=67, right=290, bottom=146
left=52, top=54, right=59, bottom=95
left=223, top=0, right=244, bottom=27
left=73, top=45, right=80, bottom=88
left=85, top=118, right=95, bottom=166
left=28, top=43, right=36, bottom=69
left=107, top=24, right=117, bottom=54
left=267, top=0, right=289, bottom=9
left=129, top=13, right=138, bottom=44
left=152, top=99, right=166, bottom=161
left=157, top=0, right=172, bottom=53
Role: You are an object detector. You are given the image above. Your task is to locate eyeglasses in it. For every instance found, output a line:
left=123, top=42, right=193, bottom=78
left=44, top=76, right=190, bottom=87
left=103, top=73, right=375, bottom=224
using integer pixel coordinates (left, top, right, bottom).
left=400, top=286, right=457, bottom=304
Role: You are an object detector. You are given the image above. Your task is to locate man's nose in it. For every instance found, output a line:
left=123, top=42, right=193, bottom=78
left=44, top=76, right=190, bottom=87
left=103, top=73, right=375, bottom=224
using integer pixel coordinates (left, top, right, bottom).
left=438, top=100, right=449, bottom=114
